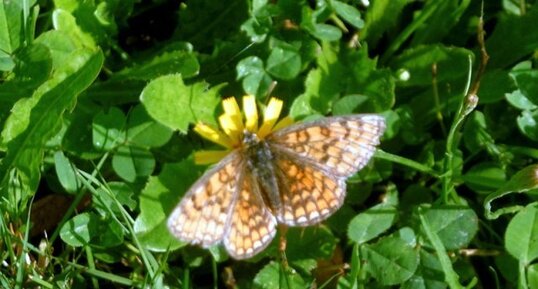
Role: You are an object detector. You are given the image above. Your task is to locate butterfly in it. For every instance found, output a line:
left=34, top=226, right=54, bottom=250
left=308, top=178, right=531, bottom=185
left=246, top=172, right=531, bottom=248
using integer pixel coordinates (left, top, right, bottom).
left=167, top=113, right=386, bottom=259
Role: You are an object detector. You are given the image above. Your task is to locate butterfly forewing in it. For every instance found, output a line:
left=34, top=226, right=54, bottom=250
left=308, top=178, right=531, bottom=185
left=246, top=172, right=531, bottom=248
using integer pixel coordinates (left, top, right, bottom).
left=268, top=115, right=386, bottom=177
left=167, top=152, right=242, bottom=247
left=274, top=155, right=346, bottom=226
left=224, top=172, right=277, bottom=259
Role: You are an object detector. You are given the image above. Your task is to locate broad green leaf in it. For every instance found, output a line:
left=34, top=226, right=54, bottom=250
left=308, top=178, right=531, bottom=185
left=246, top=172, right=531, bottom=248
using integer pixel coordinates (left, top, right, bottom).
left=114, top=50, right=200, bottom=81
left=391, top=45, right=473, bottom=87
left=529, top=263, right=538, bottom=289
left=348, top=203, right=396, bottom=244
left=0, top=44, right=53, bottom=102
left=140, top=74, right=223, bottom=133
left=60, top=212, right=124, bottom=248
left=331, top=0, right=364, bottom=29
left=93, top=182, right=136, bottom=217
left=52, top=9, right=96, bottom=50
left=420, top=206, right=478, bottom=250
left=126, top=105, right=173, bottom=148
left=462, top=111, right=498, bottom=155
left=286, top=226, right=337, bottom=260
left=510, top=70, right=538, bottom=106
left=362, top=0, right=407, bottom=47
left=35, top=30, right=78, bottom=69
left=411, top=0, right=471, bottom=45
left=236, top=56, right=273, bottom=97
left=92, top=107, right=126, bottom=151
left=517, top=110, right=538, bottom=141
left=484, top=164, right=538, bottom=219
left=401, top=250, right=446, bottom=289
left=505, top=205, right=538, bottom=264
left=0, top=49, right=14, bottom=71
left=506, top=90, right=538, bottom=110
left=134, top=157, right=201, bottom=251
left=487, top=5, right=538, bottom=68
left=462, top=162, right=506, bottom=194
left=332, top=95, right=369, bottom=115
left=479, top=70, right=516, bottom=104
left=253, top=261, right=306, bottom=289
left=0, top=0, right=23, bottom=53
left=0, top=50, right=103, bottom=213
left=54, top=151, right=80, bottom=194
left=301, top=7, right=341, bottom=41
left=112, top=146, right=155, bottom=182
left=265, top=44, right=301, bottom=80
left=362, top=236, right=419, bottom=285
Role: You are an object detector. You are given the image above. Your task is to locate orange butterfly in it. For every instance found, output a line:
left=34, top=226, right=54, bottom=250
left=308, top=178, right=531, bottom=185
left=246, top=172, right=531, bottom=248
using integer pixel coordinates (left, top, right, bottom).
left=168, top=97, right=385, bottom=259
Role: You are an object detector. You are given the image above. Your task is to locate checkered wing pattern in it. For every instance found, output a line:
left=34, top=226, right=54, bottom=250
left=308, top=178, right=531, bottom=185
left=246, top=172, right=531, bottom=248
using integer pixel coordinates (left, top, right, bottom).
left=274, top=156, right=346, bottom=226
left=268, top=115, right=386, bottom=226
left=167, top=152, right=242, bottom=248
left=268, top=115, right=386, bottom=178
left=224, top=172, right=277, bottom=259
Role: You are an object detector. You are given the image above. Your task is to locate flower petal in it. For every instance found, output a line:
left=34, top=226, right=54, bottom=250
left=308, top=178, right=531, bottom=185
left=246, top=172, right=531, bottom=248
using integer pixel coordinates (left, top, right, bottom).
left=219, top=114, right=241, bottom=144
left=272, top=116, right=294, bottom=132
left=222, top=97, right=244, bottom=131
left=194, top=150, right=230, bottom=165
left=257, top=98, right=283, bottom=139
left=194, top=122, right=233, bottom=149
left=243, top=95, right=258, bottom=132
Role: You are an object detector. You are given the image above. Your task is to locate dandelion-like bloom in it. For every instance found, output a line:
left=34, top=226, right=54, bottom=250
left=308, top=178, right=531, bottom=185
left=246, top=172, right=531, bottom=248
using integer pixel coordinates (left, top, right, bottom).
left=193, top=95, right=293, bottom=165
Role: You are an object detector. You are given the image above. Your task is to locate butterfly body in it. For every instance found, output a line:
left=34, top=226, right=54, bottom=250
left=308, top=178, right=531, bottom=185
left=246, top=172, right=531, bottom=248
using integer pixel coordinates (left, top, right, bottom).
left=168, top=114, right=386, bottom=259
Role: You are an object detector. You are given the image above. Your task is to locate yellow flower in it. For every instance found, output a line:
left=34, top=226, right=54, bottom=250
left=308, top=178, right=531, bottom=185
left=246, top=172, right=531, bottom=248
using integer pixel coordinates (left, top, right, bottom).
left=194, top=95, right=293, bottom=165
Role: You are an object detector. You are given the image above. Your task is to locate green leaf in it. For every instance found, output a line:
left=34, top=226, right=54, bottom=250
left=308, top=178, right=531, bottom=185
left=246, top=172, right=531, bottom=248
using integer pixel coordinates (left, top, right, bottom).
left=52, top=9, right=96, bottom=50
left=347, top=203, right=396, bottom=244
left=140, top=74, right=223, bottom=133
left=0, top=50, right=103, bottom=213
left=332, top=94, right=369, bottom=115
left=0, top=0, right=23, bottom=53
left=506, top=90, right=538, bottom=110
left=391, top=45, right=473, bottom=87
left=505, top=205, right=538, bottom=265
left=286, top=226, right=337, bottom=260
left=60, top=212, right=124, bottom=248
left=517, top=110, right=538, bottom=141
left=54, top=151, right=80, bottom=194
left=529, top=263, right=538, bottom=289
left=112, top=146, right=155, bottom=182
left=92, top=107, right=126, bottom=151
left=331, top=0, right=364, bottom=29
left=236, top=56, right=273, bottom=97
left=420, top=205, right=478, bottom=250
left=134, top=157, right=202, bottom=251
left=462, top=162, right=506, bottom=194
left=126, top=105, right=173, bottom=148
left=265, top=44, right=301, bottom=80
left=402, top=250, right=446, bottom=289
left=253, top=261, right=306, bottom=289
left=362, top=0, right=407, bottom=47
left=93, top=182, right=136, bottom=217
left=463, top=111, right=497, bottom=155
left=114, top=50, right=200, bottom=81
left=510, top=69, right=538, bottom=106
left=479, top=70, right=516, bottom=104
left=487, top=5, right=538, bottom=68
left=484, top=164, right=538, bottom=219
left=362, top=236, right=419, bottom=285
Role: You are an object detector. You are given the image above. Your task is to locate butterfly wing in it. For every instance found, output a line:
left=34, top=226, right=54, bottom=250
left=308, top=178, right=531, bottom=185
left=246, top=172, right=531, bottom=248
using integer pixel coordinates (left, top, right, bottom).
left=224, top=171, right=277, bottom=259
left=273, top=155, right=347, bottom=226
left=268, top=115, right=386, bottom=178
left=267, top=114, right=386, bottom=226
left=167, top=151, right=243, bottom=248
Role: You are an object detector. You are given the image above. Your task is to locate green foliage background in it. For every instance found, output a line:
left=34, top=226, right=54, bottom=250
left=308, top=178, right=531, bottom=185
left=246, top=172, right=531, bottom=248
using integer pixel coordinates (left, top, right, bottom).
left=1, top=0, right=538, bottom=288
